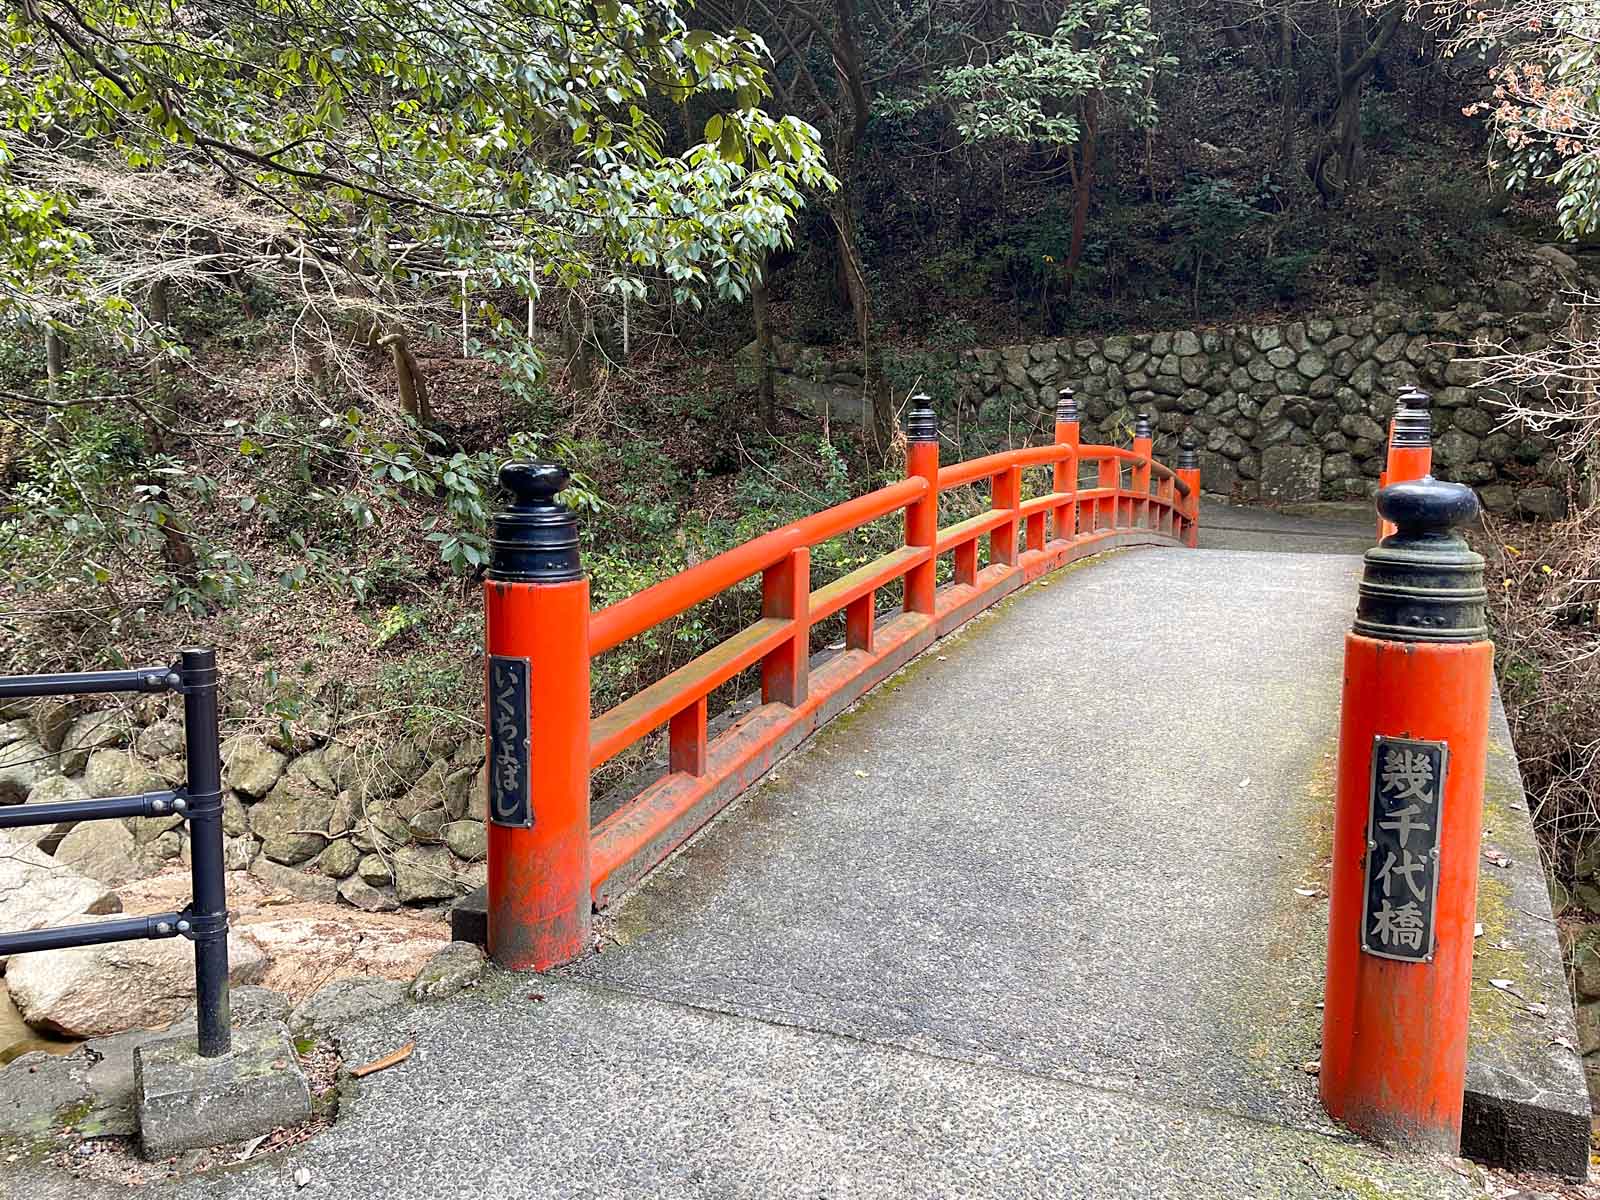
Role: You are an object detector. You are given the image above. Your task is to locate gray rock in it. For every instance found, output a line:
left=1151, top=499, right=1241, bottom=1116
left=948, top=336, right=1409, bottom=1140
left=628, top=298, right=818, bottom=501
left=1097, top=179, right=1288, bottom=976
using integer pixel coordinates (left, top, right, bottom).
left=248, top=855, right=339, bottom=903
left=33, top=697, right=80, bottom=753
left=221, top=734, right=288, bottom=798
left=82, top=749, right=161, bottom=800
left=14, top=775, right=89, bottom=850
left=0, top=738, right=53, bottom=804
left=223, top=834, right=260, bottom=871
left=1197, top=450, right=1237, bottom=498
left=1259, top=445, right=1323, bottom=504
left=132, top=812, right=184, bottom=845
left=1265, top=346, right=1295, bottom=369
left=1436, top=429, right=1481, bottom=466
left=1295, top=350, right=1329, bottom=380
left=1250, top=325, right=1282, bottom=352
left=319, top=838, right=362, bottom=879
left=0, top=834, right=121, bottom=967
left=337, top=875, right=399, bottom=912
left=1452, top=407, right=1496, bottom=436
left=60, top=710, right=133, bottom=775
left=54, top=819, right=154, bottom=887
left=1340, top=413, right=1385, bottom=442
left=1322, top=453, right=1357, bottom=481
left=409, top=941, right=487, bottom=1002
left=289, top=976, right=407, bottom=1034
left=1101, top=336, right=1131, bottom=362
left=358, top=852, right=394, bottom=886
left=1479, top=485, right=1517, bottom=514
left=1372, top=333, right=1408, bottom=365
left=1306, top=318, right=1334, bottom=344
left=249, top=790, right=335, bottom=865
left=394, top=845, right=459, bottom=904
left=1518, top=486, right=1569, bottom=520
left=444, top=819, right=487, bottom=862
left=135, top=720, right=185, bottom=759
left=410, top=807, right=449, bottom=841
left=222, top=791, right=249, bottom=836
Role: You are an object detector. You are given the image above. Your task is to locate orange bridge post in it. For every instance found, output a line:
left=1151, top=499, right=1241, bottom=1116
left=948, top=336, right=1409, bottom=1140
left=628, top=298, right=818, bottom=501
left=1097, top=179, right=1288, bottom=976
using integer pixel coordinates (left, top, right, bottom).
left=1132, top=413, right=1154, bottom=531
left=1378, top=388, right=1432, bottom=541
left=1052, top=387, right=1080, bottom=543
left=483, top=463, right=591, bottom=971
left=904, top=395, right=940, bottom=611
left=1176, top=433, right=1200, bottom=549
left=1320, top=476, right=1492, bottom=1153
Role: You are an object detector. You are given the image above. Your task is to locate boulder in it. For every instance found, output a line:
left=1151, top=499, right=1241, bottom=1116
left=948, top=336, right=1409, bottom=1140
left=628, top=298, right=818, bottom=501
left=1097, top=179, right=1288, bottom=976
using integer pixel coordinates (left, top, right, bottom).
left=0, top=835, right=121, bottom=966
left=409, top=942, right=486, bottom=1002
left=288, top=976, right=407, bottom=1034
left=318, top=839, right=362, bottom=879
left=221, top=734, right=288, bottom=798
left=222, top=791, right=249, bottom=837
left=283, top=749, right=336, bottom=794
left=248, top=791, right=335, bottom=865
left=134, top=720, right=185, bottom=760
left=1260, top=445, right=1323, bottom=505
left=82, top=749, right=162, bottom=800
left=1518, top=486, right=1569, bottom=520
left=358, top=853, right=393, bottom=886
left=248, top=856, right=338, bottom=903
left=13, top=775, right=89, bottom=851
left=394, top=845, right=458, bottom=904
left=54, top=820, right=157, bottom=887
left=59, top=710, right=132, bottom=775
left=244, top=915, right=445, bottom=995
left=32, top=697, right=80, bottom=752
left=337, top=876, right=398, bottom=913
left=7, top=930, right=266, bottom=1038
left=443, top=820, right=487, bottom=863
left=0, top=738, right=53, bottom=804
left=223, top=834, right=260, bottom=871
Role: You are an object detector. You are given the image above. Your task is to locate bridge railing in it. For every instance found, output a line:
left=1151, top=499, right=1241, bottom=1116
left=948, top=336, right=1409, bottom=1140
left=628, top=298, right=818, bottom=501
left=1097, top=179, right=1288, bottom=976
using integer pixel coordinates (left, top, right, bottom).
left=0, top=648, right=230, bottom=1056
left=480, top=393, right=1201, bottom=970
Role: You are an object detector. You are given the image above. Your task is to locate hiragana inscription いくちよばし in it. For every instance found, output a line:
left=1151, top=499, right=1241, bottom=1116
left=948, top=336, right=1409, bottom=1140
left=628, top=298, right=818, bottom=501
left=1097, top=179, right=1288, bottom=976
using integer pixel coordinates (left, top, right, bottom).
left=488, top=655, right=533, bottom=827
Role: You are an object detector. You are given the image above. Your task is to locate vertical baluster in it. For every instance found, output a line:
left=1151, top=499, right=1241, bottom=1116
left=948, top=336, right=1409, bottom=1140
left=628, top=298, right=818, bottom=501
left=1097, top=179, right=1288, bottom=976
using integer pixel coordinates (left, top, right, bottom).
left=669, top=696, right=708, bottom=777
left=761, top=546, right=810, bottom=706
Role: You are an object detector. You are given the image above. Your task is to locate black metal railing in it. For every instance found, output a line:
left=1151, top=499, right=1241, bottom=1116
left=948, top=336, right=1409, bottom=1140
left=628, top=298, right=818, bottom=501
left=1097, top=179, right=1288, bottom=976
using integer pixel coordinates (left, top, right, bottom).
left=0, top=647, right=230, bottom=1056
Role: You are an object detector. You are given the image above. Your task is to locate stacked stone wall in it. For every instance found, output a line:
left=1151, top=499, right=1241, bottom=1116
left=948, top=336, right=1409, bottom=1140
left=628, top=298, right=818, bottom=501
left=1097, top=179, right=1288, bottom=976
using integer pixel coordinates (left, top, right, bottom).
left=955, top=302, right=1572, bottom=516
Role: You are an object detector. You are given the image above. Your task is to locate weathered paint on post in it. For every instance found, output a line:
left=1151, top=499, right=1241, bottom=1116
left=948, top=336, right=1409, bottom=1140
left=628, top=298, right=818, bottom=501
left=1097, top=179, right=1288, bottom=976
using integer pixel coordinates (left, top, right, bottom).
left=904, top=396, right=939, bottom=615
left=484, top=463, right=592, bottom=971
left=1321, top=476, right=1492, bottom=1152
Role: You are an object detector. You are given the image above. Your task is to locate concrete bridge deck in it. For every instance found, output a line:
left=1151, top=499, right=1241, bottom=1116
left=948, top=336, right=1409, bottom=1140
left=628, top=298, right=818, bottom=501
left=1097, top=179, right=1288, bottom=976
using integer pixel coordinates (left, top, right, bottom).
left=32, top=507, right=1581, bottom=1199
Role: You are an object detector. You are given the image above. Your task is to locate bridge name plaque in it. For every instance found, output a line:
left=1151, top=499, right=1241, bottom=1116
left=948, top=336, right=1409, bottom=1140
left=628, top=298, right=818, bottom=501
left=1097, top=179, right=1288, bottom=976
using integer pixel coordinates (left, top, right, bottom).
left=1360, top=735, right=1447, bottom=964
left=487, top=654, right=532, bottom=828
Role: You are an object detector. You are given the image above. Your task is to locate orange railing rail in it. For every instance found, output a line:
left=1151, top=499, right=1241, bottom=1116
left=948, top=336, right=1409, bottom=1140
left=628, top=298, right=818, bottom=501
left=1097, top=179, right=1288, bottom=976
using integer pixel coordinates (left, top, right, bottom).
left=479, top=392, right=1201, bottom=969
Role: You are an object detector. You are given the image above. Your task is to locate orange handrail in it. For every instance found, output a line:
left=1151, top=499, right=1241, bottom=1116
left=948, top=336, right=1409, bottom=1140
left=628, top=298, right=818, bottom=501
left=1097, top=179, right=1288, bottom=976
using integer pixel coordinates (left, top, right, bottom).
left=480, top=398, right=1205, bottom=954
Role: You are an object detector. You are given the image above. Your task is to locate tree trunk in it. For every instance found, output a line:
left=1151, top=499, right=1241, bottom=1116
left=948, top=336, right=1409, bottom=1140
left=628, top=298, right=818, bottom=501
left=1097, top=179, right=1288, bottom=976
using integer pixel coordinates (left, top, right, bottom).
left=751, top=261, right=777, bottom=434
left=379, top=327, right=432, bottom=426
left=45, top=331, right=63, bottom=403
left=1063, top=97, right=1099, bottom=300
left=1275, top=4, right=1296, bottom=173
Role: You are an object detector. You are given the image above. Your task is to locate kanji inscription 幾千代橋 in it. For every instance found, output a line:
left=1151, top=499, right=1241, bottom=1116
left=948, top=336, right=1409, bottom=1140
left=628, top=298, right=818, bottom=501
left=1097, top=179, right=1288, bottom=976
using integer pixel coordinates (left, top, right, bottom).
left=487, top=655, right=532, bottom=828
left=1361, top=735, right=1448, bottom=963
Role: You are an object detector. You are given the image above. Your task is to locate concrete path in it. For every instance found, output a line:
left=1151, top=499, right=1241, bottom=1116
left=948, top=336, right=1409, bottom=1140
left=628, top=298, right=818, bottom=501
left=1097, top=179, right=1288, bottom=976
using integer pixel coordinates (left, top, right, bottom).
left=27, top=505, right=1577, bottom=1198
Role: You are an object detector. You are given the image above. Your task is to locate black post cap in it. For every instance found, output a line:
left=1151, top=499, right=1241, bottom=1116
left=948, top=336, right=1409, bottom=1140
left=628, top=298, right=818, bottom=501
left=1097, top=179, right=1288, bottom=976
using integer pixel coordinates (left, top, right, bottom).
left=487, top=461, right=582, bottom=583
left=1056, top=385, right=1078, bottom=424
left=906, top=393, right=937, bottom=443
left=1391, top=386, right=1433, bottom=448
left=1177, top=431, right=1200, bottom=471
left=1134, top=412, right=1153, bottom=440
left=1353, top=476, right=1486, bottom=643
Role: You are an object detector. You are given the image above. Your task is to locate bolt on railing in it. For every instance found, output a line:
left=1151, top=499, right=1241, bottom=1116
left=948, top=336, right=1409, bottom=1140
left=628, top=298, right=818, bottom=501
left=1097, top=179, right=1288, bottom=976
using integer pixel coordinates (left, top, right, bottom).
left=0, top=648, right=230, bottom=1056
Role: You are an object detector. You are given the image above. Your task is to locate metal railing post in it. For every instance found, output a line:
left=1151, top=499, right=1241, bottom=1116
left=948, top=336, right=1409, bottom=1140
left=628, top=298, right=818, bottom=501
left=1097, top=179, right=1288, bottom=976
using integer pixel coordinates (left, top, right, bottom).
left=484, top=463, right=591, bottom=971
left=180, top=647, right=231, bottom=1057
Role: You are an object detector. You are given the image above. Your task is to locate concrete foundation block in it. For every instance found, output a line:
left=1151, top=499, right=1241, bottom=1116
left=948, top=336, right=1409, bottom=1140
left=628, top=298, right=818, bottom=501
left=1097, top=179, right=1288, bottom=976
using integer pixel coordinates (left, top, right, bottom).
left=134, top=1021, right=311, bottom=1160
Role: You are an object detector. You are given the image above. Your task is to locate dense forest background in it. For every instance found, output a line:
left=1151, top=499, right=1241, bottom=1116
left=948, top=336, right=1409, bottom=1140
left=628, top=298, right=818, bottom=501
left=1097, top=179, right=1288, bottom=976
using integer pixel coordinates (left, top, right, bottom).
left=2, top=0, right=1597, bottom=872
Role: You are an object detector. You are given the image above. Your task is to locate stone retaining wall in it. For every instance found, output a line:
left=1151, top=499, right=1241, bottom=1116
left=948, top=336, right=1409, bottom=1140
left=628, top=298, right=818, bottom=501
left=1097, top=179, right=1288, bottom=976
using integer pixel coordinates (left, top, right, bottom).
left=0, top=691, right=485, bottom=916
left=956, top=303, right=1572, bottom=516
